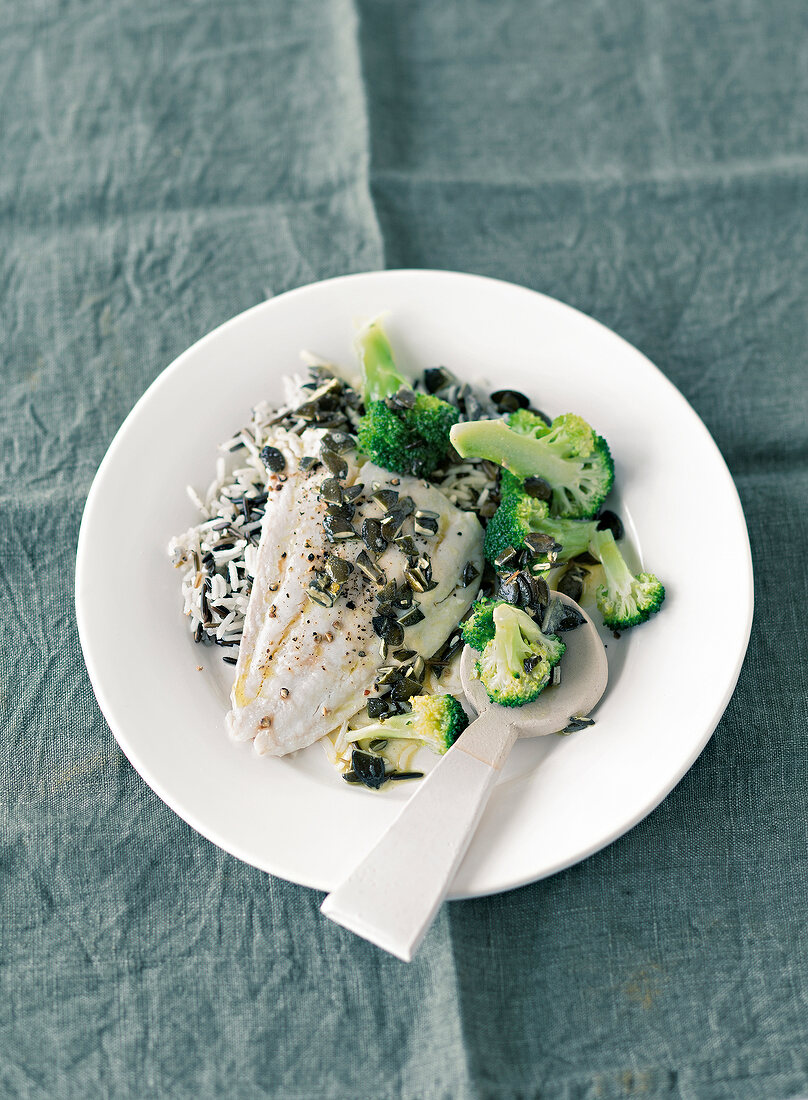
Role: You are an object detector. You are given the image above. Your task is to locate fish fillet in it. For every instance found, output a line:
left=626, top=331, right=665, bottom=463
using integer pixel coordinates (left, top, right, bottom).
left=227, top=441, right=483, bottom=756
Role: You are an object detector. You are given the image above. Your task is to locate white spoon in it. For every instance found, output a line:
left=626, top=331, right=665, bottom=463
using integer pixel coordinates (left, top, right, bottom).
left=320, top=593, right=608, bottom=961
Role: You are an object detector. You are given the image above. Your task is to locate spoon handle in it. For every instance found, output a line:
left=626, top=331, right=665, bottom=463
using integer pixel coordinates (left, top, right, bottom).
left=320, top=713, right=518, bottom=961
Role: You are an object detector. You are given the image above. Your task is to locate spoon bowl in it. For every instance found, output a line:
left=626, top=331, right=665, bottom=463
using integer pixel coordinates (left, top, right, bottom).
left=460, top=593, right=609, bottom=737
left=321, top=594, right=608, bottom=960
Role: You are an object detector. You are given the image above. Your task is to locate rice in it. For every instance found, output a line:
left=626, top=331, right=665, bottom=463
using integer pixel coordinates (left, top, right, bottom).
left=168, top=371, right=328, bottom=657
left=432, top=458, right=495, bottom=511
left=168, top=353, right=500, bottom=783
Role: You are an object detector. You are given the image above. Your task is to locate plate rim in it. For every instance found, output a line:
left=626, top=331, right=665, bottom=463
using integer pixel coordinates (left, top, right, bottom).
left=75, top=268, right=755, bottom=898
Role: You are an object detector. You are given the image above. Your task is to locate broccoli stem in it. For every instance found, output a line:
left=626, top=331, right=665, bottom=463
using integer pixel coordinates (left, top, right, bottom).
left=590, top=528, right=631, bottom=590
left=347, top=714, right=414, bottom=744
left=589, top=525, right=665, bottom=629
left=450, top=419, right=572, bottom=482
left=494, top=604, right=524, bottom=675
left=535, top=516, right=598, bottom=560
left=493, top=603, right=543, bottom=676
left=357, top=321, right=408, bottom=403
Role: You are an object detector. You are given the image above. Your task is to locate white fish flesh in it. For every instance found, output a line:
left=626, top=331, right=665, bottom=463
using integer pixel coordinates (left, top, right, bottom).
left=227, top=449, right=483, bottom=756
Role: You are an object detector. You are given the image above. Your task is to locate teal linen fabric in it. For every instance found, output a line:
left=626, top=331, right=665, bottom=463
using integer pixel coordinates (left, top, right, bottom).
left=2, top=1, right=807, bottom=1096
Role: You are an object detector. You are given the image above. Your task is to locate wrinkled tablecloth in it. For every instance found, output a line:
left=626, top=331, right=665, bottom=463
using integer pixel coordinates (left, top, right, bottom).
left=3, top=1, right=808, bottom=1097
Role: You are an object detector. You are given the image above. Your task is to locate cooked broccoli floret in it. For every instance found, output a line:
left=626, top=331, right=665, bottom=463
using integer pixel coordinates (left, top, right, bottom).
left=460, top=598, right=500, bottom=651
left=349, top=693, right=469, bottom=756
left=356, top=321, right=459, bottom=478
left=475, top=603, right=566, bottom=707
left=450, top=412, right=614, bottom=518
left=589, top=528, right=665, bottom=630
left=483, top=486, right=598, bottom=566
left=498, top=468, right=531, bottom=500
left=484, top=491, right=547, bottom=563
left=506, top=407, right=550, bottom=435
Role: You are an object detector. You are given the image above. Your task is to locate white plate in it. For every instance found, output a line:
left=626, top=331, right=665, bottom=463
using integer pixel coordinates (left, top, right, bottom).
left=75, top=270, right=753, bottom=899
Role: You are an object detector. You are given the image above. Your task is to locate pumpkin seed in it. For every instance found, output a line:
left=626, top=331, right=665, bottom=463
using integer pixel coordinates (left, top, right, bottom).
left=367, top=697, right=389, bottom=719
left=557, top=567, right=585, bottom=603
left=372, top=489, right=399, bottom=512
left=376, top=580, right=397, bottom=604
left=490, top=389, right=530, bottom=412
left=322, top=431, right=355, bottom=454
left=462, top=561, right=480, bottom=586
left=398, top=606, right=425, bottom=628
left=326, top=502, right=355, bottom=521
left=423, top=367, right=454, bottom=393
left=542, top=597, right=585, bottom=635
left=307, top=586, right=335, bottom=607
left=380, top=512, right=405, bottom=541
left=374, top=666, right=399, bottom=686
left=498, top=572, right=521, bottom=604
left=323, top=514, right=356, bottom=541
left=388, top=386, right=416, bottom=409
left=372, top=615, right=404, bottom=647
left=405, top=558, right=436, bottom=592
left=524, top=532, right=561, bottom=557
left=523, top=476, right=552, bottom=501
left=596, top=509, right=624, bottom=540
left=391, top=676, right=421, bottom=700
left=560, top=716, right=594, bottom=735
left=392, top=584, right=413, bottom=609
left=351, top=749, right=386, bottom=790
left=321, top=449, right=348, bottom=478
left=494, top=546, right=518, bottom=569
left=355, top=550, right=385, bottom=584
left=414, top=516, right=438, bottom=537
left=320, top=477, right=343, bottom=504
left=533, top=574, right=550, bottom=606
left=325, top=554, right=353, bottom=584
left=260, top=445, right=285, bottom=472
left=362, top=519, right=387, bottom=556
left=408, top=655, right=426, bottom=680
left=372, top=614, right=395, bottom=639
left=394, top=534, right=418, bottom=558
left=517, top=571, right=543, bottom=608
